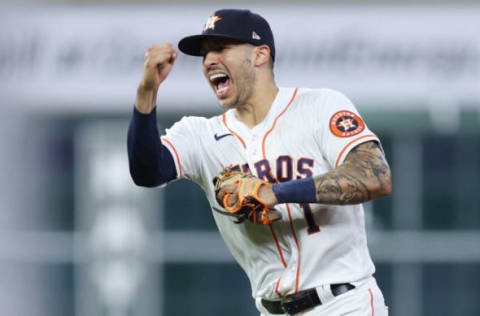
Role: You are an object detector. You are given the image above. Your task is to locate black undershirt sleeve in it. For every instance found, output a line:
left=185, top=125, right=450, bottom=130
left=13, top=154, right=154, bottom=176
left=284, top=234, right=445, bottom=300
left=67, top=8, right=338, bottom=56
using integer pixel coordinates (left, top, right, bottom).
left=127, top=106, right=177, bottom=187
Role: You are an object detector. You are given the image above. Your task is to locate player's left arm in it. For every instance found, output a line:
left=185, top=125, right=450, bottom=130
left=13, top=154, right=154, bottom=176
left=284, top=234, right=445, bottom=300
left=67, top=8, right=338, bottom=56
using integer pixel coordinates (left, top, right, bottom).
left=312, top=140, right=391, bottom=205
left=262, top=140, right=392, bottom=207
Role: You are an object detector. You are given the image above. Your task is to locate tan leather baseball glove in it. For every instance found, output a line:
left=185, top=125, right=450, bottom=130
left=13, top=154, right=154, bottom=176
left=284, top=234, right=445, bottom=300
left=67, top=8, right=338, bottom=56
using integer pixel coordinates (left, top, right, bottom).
left=213, top=167, right=282, bottom=225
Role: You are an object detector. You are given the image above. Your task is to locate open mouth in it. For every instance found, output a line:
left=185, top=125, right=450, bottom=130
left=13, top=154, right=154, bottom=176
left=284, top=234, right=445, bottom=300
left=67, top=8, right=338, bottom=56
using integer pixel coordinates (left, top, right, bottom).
left=209, top=73, right=231, bottom=97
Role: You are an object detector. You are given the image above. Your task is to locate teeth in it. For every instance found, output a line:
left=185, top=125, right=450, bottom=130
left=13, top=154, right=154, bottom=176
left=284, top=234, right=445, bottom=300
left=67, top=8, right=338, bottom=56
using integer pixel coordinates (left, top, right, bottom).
left=210, top=73, right=228, bottom=82
left=217, top=86, right=228, bottom=94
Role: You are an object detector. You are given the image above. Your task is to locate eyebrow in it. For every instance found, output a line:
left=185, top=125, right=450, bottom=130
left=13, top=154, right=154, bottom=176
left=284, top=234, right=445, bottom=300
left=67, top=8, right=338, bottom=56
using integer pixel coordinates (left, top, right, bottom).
left=203, top=40, right=228, bottom=50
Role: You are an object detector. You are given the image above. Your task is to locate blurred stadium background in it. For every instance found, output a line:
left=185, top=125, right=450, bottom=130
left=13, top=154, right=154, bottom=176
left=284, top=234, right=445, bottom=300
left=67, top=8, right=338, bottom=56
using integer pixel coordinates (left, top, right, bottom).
left=1, top=1, right=480, bottom=315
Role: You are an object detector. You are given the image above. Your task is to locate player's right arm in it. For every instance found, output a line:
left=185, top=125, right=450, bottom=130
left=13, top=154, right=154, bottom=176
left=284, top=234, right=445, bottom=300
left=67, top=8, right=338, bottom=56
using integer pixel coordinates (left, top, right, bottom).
left=135, top=44, right=177, bottom=114
left=128, top=44, right=178, bottom=187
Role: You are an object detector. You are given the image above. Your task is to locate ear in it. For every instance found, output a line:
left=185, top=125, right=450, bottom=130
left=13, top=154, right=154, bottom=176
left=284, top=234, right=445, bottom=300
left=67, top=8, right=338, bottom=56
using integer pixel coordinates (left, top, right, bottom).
left=253, top=45, right=271, bottom=67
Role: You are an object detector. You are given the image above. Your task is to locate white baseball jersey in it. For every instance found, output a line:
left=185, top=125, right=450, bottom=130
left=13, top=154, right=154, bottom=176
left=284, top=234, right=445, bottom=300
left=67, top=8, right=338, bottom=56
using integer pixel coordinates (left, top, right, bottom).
left=161, top=87, right=380, bottom=300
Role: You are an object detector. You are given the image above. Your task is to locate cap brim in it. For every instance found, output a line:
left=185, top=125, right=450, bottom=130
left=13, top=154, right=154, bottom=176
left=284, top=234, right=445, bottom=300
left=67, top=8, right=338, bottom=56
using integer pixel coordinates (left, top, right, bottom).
left=178, top=34, right=247, bottom=57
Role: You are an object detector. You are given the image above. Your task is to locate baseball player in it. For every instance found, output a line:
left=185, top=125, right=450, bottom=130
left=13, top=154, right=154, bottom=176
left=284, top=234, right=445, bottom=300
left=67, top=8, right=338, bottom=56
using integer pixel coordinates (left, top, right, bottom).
left=128, top=9, right=392, bottom=316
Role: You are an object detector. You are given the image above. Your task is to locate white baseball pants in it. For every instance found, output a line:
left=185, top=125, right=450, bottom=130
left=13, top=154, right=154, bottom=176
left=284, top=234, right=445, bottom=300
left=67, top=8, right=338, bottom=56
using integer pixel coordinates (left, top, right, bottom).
left=256, top=276, right=389, bottom=316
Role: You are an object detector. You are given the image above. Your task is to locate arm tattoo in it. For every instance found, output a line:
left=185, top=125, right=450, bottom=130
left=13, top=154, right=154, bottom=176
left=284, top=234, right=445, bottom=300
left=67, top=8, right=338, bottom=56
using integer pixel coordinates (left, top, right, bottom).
left=313, top=141, right=392, bottom=205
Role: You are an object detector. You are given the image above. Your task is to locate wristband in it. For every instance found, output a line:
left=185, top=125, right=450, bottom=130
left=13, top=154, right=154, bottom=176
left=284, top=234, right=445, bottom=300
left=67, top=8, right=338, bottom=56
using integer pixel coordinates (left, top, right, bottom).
left=272, top=177, right=316, bottom=204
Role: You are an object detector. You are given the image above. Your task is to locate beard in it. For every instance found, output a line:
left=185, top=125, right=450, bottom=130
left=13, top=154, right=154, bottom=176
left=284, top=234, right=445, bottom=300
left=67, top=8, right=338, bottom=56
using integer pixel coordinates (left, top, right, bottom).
left=223, top=58, right=256, bottom=109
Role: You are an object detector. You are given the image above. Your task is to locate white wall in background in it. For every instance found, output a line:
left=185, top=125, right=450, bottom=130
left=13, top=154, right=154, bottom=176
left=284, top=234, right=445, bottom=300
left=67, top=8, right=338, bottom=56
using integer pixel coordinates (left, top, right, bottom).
left=1, top=4, right=479, bottom=113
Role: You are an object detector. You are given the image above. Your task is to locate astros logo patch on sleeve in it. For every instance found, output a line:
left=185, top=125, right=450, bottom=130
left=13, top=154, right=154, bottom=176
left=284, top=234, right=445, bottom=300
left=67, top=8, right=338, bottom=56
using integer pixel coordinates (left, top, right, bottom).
left=330, top=110, right=365, bottom=137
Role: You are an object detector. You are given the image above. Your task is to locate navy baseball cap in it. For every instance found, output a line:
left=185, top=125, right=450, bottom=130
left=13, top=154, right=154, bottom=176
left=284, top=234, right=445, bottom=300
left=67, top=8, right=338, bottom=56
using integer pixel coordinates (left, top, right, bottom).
left=178, top=9, right=275, bottom=60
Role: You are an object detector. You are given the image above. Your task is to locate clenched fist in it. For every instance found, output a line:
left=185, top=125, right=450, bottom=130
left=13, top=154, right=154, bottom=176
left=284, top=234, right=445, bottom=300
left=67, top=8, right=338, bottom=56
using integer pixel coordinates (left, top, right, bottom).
left=135, top=43, right=177, bottom=113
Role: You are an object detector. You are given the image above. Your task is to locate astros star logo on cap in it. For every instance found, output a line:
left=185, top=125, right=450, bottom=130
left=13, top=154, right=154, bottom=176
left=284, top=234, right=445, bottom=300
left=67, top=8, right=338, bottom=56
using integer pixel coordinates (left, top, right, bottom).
left=203, top=14, right=223, bottom=32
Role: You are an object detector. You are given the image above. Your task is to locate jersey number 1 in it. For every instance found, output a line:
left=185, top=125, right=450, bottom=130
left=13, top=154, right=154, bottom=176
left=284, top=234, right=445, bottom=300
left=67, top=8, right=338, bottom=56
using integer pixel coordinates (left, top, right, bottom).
left=299, top=203, right=320, bottom=234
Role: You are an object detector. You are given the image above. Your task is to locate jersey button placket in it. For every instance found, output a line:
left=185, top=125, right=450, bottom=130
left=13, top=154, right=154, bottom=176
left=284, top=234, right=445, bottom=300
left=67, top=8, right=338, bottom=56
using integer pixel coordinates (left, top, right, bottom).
left=249, top=134, right=258, bottom=156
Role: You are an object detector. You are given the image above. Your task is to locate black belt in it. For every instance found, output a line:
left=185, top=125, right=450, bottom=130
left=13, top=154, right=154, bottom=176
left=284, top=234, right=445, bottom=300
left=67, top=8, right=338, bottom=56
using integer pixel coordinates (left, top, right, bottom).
left=261, top=283, right=355, bottom=315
